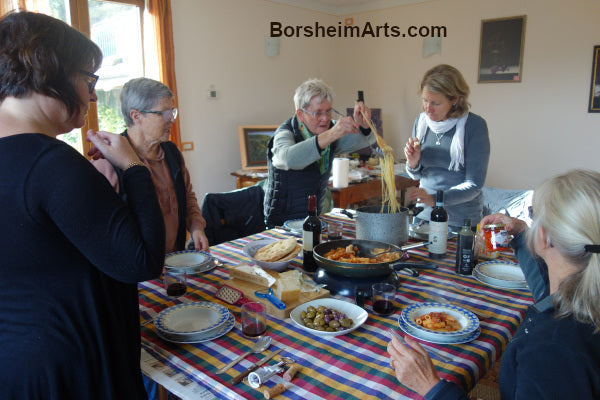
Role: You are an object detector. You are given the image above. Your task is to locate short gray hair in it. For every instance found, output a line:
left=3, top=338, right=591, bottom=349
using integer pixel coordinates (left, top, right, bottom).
left=293, top=78, right=335, bottom=111
left=120, top=77, right=173, bottom=126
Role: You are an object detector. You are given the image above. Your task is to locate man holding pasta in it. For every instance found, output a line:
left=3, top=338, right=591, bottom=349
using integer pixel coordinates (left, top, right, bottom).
left=263, top=78, right=376, bottom=227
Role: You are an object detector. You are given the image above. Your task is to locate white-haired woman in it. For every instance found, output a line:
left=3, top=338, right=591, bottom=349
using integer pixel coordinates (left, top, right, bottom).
left=404, top=64, right=490, bottom=229
left=91, top=77, right=209, bottom=252
left=387, top=169, right=600, bottom=399
left=264, top=78, right=377, bottom=227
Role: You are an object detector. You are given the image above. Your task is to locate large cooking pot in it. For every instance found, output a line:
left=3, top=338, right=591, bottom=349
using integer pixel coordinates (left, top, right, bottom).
left=355, top=206, right=409, bottom=246
left=313, top=239, right=427, bottom=278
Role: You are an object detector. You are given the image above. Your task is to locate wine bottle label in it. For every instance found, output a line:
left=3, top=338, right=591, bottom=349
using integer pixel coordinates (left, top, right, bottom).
left=302, top=231, right=321, bottom=251
left=428, top=221, right=448, bottom=254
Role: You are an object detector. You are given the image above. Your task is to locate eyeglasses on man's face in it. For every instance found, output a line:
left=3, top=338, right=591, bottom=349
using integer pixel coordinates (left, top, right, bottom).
left=302, top=108, right=334, bottom=119
left=79, top=70, right=99, bottom=94
left=139, top=108, right=178, bottom=121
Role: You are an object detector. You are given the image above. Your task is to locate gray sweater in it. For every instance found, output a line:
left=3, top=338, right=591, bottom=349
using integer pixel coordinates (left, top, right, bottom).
left=406, top=112, right=490, bottom=228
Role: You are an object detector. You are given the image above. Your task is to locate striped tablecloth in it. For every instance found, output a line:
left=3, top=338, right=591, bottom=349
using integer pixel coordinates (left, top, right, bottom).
left=139, top=209, right=533, bottom=399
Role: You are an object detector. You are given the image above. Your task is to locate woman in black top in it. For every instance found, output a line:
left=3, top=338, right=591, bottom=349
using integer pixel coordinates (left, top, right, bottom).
left=0, top=12, right=165, bottom=399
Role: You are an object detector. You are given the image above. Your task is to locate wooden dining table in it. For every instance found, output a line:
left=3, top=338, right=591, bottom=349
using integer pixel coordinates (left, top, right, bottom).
left=138, top=209, right=533, bottom=400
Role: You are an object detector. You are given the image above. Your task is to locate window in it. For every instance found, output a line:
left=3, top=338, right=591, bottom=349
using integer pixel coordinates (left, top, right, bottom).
left=14, top=0, right=149, bottom=154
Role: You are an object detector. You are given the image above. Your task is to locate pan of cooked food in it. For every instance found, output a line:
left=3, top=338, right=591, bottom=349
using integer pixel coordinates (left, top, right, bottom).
left=312, top=239, right=428, bottom=278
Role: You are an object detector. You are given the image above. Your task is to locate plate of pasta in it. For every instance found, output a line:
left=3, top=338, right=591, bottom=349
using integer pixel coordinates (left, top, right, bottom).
left=397, top=313, right=480, bottom=344
left=400, top=303, right=479, bottom=341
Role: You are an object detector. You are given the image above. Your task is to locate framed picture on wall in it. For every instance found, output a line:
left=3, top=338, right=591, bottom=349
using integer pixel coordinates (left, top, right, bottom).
left=478, top=16, right=526, bottom=83
left=238, top=125, right=279, bottom=170
left=588, top=45, right=600, bottom=113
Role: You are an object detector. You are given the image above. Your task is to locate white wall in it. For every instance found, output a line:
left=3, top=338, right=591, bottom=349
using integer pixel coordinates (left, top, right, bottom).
left=172, top=0, right=600, bottom=198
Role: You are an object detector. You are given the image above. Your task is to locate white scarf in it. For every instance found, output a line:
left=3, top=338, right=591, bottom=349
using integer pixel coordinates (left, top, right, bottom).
left=415, top=112, right=469, bottom=171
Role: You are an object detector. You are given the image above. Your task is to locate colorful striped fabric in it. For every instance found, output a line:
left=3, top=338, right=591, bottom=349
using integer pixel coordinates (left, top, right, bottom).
left=139, top=209, right=533, bottom=399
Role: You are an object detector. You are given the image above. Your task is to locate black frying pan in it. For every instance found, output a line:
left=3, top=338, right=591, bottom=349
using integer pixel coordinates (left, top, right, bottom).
left=313, top=239, right=428, bottom=278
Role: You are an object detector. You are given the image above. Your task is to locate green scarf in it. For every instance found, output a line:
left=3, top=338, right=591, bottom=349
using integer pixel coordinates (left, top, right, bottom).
left=299, top=121, right=330, bottom=175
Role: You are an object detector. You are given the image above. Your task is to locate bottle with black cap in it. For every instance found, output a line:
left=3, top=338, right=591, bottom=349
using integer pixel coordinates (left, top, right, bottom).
left=455, top=218, right=475, bottom=275
left=302, top=195, right=321, bottom=272
left=428, top=190, right=448, bottom=259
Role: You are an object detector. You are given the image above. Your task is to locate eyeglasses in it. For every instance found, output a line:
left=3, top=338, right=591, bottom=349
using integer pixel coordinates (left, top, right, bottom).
left=79, top=70, right=99, bottom=94
left=302, top=108, right=334, bottom=119
left=139, top=108, right=178, bottom=121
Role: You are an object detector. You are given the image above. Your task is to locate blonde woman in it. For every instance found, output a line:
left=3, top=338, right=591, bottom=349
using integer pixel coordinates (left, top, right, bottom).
left=404, top=64, right=490, bottom=229
left=388, top=169, right=600, bottom=399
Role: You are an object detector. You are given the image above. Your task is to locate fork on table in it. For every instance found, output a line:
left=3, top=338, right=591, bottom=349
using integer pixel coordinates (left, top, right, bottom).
left=384, top=328, right=453, bottom=363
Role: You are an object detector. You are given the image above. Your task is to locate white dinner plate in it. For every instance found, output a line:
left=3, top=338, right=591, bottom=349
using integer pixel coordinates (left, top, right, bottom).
left=473, top=260, right=528, bottom=289
left=165, top=251, right=216, bottom=274
left=155, top=302, right=230, bottom=337
left=283, top=219, right=326, bottom=234
left=397, top=314, right=480, bottom=344
left=155, top=312, right=235, bottom=343
left=290, top=298, right=368, bottom=338
left=401, top=302, right=479, bottom=339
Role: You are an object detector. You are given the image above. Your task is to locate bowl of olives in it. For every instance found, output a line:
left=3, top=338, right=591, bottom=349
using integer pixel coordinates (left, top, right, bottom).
left=289, top=298, right=368, bottom=337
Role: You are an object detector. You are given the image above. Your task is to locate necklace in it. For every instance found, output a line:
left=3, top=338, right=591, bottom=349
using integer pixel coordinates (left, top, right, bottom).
left=434, top=131, right=446, bottom=145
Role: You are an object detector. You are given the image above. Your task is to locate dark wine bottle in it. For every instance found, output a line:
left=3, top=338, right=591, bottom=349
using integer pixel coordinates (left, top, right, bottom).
left=455, top=218, right=475, bottom=275
left=302, top=195, right=321, bottom=272
left=428, top=190, right=448, bottom=259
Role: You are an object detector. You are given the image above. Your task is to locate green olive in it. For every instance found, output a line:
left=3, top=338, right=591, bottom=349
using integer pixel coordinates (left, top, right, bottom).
left=329, top=320, right=340, bottom=328
left=300, top=311, right=307, bottom=319
left=340, top=318, right=353, bottom=328
left=306, top=311, right=315, bottom=319
left=307, top=306, right=316, bottom=314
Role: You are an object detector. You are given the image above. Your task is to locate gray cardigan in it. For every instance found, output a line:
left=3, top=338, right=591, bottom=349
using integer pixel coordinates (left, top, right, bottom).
left=406, top=112, right=490, bottom=228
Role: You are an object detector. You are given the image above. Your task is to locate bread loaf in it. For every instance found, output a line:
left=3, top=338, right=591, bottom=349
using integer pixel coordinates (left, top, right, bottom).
left=253, top=238, right=296, bottom=262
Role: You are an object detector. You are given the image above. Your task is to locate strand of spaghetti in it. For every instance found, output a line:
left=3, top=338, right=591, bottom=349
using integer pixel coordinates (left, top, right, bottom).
left=358, top=108, right=401, bottom=213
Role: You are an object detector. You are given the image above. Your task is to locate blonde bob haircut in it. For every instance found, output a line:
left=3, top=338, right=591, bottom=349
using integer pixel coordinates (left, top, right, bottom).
left=527, top=169, right=600, bottom=331
left=420, top=64, right=470, bottom=119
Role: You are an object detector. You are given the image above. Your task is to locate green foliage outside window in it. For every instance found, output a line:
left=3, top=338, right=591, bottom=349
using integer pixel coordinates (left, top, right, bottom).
left=98, top=105, right=126, bottom=133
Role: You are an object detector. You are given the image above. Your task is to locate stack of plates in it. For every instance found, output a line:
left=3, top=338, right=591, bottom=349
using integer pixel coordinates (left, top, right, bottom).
left=154, top=302, right=234, bottom=343
left=473, top=260, right=528, bottom=289
left=398, top=303, right=480, bottom=344
left=164, top=250, right=216, bottom=274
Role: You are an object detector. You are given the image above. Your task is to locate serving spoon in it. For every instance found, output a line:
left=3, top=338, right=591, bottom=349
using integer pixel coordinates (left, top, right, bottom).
left=216, top=336, right=272, bottom=374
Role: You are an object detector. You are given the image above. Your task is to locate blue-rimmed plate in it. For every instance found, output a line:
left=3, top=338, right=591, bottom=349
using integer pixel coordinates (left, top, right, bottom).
left=155, top=311, right=235, bottom=343
left=155, top=302, right=230, bottom=337
left=473, top=260, right=527, bottom=289
left=283, top=218, right=326, bottom=234
left=165, top=250, right=215, bottom=274
left=401, top=302, right=479, bottom=338
left=397, top=314, right=480, bottom=344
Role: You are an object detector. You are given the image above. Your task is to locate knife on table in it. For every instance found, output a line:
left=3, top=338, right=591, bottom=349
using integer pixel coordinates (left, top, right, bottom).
left=230, top=348, right=283, bottom=385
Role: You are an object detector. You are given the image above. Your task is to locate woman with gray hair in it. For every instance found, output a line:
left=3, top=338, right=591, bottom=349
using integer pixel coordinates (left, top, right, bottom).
left=404, top=64, right=490, bottom=229
left=388, top=169, right=600, bottom=399
left=264, top=78, right=377, bottom=227
left=91, top=77, right=209, bottom=252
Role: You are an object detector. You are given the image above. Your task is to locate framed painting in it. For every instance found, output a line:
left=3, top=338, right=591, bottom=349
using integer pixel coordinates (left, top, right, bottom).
left=478, top=16, right=526, bottom=83
left=588, top=45, right=600, bottom=113
left=238, top=125, right=278, bottom=170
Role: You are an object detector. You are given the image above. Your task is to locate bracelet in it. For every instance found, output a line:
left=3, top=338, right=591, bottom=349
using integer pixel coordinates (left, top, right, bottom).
left=123, top=161, right=146, bottom=172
